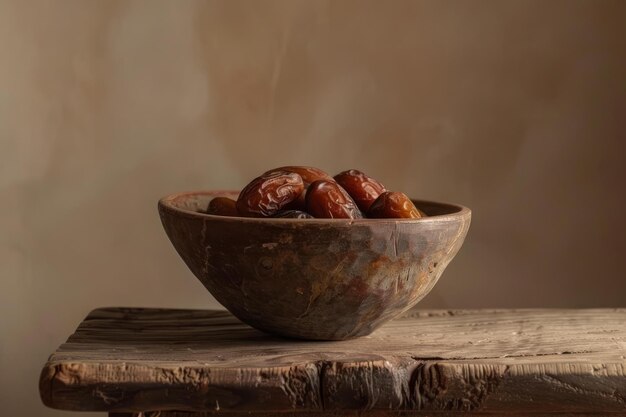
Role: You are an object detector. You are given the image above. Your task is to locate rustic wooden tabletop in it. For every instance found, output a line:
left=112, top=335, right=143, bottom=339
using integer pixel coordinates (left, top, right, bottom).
left=40, top=308, right=626, bottom=416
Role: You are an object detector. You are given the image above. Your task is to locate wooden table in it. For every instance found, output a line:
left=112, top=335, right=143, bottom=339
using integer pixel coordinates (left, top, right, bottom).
left=39, top=308, right=626, bottom=416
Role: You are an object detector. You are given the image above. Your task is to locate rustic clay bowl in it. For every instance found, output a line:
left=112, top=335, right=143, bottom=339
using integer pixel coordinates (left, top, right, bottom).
left=159, top=191, right=471, bottom=340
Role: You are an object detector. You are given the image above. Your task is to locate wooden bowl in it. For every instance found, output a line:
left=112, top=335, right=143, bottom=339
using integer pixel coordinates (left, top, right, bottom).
left=158, top=191, right=471, bottom=340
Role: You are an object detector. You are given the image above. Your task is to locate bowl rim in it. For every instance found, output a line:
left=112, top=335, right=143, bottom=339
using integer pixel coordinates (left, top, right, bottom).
left=159, top=190, right=471, bottom=224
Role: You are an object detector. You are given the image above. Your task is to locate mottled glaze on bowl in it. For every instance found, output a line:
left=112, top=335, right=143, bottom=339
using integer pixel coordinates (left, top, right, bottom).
left=159, top=191, right=470, bottom=340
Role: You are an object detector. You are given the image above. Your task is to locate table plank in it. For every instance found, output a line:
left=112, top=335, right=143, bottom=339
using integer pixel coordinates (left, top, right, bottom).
left=40, top=308, right=626, bottom=413
left=112, top=412, right=621, bottom=417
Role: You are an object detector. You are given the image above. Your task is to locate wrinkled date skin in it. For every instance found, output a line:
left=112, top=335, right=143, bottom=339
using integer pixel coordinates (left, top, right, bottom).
left=334, top=169, right=386, bottom=212
left=206, top=197, right=239, bottom=217
left=265, top=166, right=334, bottom=211
left=236, top=171, right=304, bottom=217
left=265, top=166, right=333, bottom=186
left=368, top=191, right=423, bottom=219
left=272, top=210, right=314, bottom=219
left=306, top=180, right=363, bottom=219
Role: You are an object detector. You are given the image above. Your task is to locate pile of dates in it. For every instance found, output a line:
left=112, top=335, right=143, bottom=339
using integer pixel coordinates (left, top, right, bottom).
left=206, top=166, right=426, bottom=219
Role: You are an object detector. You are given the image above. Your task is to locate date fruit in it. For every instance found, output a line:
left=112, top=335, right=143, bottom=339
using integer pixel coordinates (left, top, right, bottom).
left=367, top=191, right=423, bottom=219
left=306, top=180, right=363, bottom=219
left=264, top=166, right=333, bottom=186
left=285, top=189, right=308, bottom=211
left=334, top=169, right=386, bottom=212
left=272, top=210, right=314, bottom=219
left=206, top=196, right=239, bottom=217
left=266, top=166, right=334, bottom=211
left=211, top=165, right=427, bottom=220
left=236, top=171, right=304, bottom=217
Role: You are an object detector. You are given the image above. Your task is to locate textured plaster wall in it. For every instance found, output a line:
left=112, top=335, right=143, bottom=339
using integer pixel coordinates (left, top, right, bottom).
left=1, top=1, right=625, bottom=415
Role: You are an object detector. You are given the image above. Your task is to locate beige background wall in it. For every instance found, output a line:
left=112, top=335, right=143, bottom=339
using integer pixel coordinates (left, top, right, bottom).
left=1, top=1, right=625, bottom=416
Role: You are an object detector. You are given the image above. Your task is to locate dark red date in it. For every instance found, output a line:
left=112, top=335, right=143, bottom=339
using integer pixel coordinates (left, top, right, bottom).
left=306, top=180, right=363, bottom=219
left=334, top=169, right=386, bottom=212
left=265, top=166, right=334, bottom=211
left=367, top=191, right=422, bottom=219
left=236, top=171, right=304, bottom=217
left=206, top=197, right=239, bottom=217
left=284, top=187, right=308, bottom=211
left=272, top=210, right=314, bottom=219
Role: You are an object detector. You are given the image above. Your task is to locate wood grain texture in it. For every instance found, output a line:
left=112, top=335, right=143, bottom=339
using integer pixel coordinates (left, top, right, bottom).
left=41, top=308, right=626, bottom=413
left=111, top=412, right=623, bottom=417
